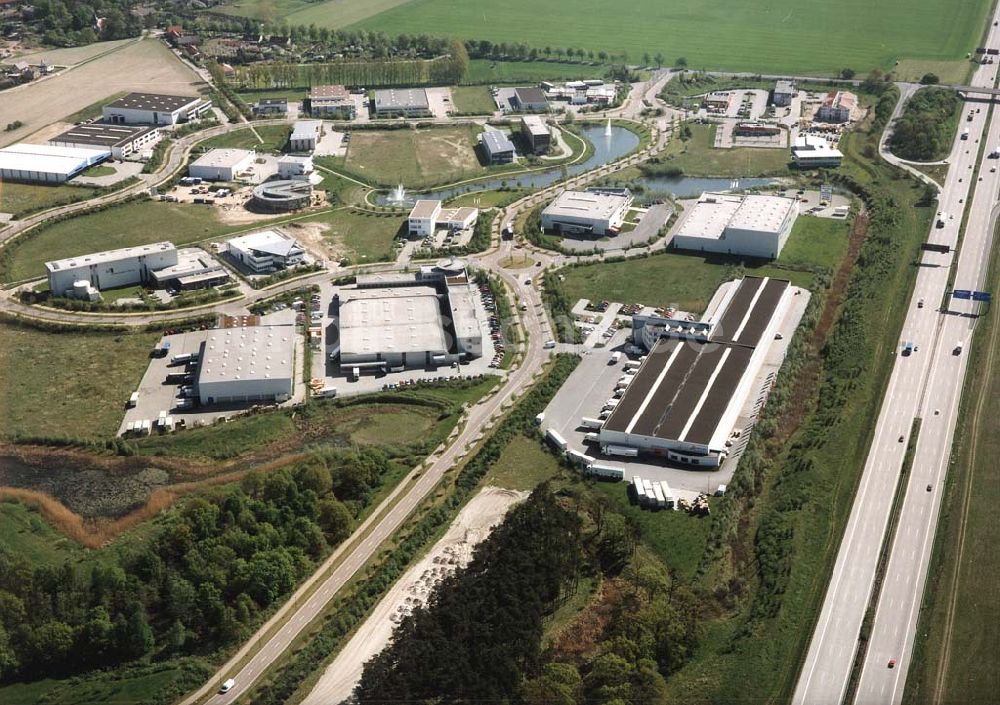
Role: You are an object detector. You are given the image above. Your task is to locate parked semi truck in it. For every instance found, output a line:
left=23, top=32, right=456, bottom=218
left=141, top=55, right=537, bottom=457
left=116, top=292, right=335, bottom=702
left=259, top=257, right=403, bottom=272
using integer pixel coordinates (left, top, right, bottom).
left=580, top=416, right=604, bottom=430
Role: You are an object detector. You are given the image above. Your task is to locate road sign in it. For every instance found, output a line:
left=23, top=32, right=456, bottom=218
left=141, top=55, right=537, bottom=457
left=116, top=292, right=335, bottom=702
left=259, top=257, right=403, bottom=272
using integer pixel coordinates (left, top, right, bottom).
left=953, top=289, right=973, bottom=299
left=973, top=291, right=992, bottom=302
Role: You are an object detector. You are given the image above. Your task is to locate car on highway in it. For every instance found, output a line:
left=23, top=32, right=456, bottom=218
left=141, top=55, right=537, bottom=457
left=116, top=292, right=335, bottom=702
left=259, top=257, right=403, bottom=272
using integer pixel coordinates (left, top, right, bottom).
left=220, top=678, right=235, bottom=693
left=917, top=298, right=924, bottom=308
left=927, top=484, right=933, bottom=492
left=888, top=659, right=896, bottom=669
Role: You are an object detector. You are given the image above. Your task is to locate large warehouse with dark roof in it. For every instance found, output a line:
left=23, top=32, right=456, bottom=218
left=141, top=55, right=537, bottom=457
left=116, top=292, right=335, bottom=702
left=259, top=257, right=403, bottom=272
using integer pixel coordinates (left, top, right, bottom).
left=599, top=276, right=795, bottom=466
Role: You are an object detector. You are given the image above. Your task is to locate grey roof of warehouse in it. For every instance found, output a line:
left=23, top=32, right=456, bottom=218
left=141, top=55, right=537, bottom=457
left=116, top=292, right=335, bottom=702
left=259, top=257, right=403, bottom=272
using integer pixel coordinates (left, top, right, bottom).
left=105, top=92, right=203, bottom=112
left=339, top=286, right=448, bottom=355
left=197, top=325, right=296, bottom=385
left=45, top=241, right=176, bottom=273
left=603, top=277, right=790, bottom=446
left=543, top=190, right=630, bottom=220
left=52, top=122, right=158, bottom=149
left=514, top=86, right=548, bottom=105
left=373, top=87, right=429, bottom=110
left=480, top=130, right=515, bottom=153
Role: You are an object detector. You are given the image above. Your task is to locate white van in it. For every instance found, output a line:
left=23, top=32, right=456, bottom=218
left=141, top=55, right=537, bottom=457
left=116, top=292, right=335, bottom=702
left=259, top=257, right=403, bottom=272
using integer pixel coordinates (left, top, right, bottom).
left=543, top=340, right=557, bottom=349
left=219, top=678, right=235, bottom=693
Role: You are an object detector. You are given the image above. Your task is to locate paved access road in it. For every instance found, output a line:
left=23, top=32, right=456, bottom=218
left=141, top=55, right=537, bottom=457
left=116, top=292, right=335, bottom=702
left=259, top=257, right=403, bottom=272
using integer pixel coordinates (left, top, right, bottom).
left=792, top=9, right=1000, bottom=705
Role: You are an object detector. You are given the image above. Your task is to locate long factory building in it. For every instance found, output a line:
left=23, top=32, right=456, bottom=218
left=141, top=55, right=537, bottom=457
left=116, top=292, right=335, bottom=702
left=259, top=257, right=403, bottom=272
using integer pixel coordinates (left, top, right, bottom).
left=600, top=276, right=795, bottom=467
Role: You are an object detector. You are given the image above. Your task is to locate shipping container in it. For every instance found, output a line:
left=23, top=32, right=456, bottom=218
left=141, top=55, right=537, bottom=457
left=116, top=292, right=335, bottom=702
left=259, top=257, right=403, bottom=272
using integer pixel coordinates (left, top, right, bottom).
left=588, top=463, right=624, bottom=480
left=580, top=416, right=604, bottom=429
left=546, top=429, right=568, bottom=451
left=604, top=444, right=639, bottom=457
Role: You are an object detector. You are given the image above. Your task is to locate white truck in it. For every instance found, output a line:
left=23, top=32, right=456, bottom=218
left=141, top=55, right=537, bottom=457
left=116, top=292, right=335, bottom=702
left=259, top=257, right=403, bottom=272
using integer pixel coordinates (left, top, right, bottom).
left=580, top=417, right=604, bottom=430
left=546, top=429, right=568, bottom=452
left=604, top=444, right=639, bottom=458
left=588, top=463, right=624, bottom=480
left=609, top=351, right=622, bottom=364
left=583, top=432, right=601, bottom=444
left=314, top=386, right=338, bottom=398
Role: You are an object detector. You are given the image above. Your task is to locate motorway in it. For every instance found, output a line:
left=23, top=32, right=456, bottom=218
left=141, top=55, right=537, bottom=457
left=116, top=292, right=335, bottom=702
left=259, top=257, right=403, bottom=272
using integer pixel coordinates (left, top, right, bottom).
left=792, top=8, right=1000, bottom=705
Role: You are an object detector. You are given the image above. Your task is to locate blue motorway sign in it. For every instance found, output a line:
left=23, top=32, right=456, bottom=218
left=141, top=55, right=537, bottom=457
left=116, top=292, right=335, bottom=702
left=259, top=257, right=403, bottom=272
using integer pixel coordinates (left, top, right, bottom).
left=973, top=291, right=992, bottom=302
left=953, top=289, right=973, bottom=299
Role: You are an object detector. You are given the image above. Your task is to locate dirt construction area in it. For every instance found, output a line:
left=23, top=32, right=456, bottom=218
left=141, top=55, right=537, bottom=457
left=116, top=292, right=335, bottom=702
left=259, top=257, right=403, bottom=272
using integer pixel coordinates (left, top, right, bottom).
left=301, top=486, right=527, bottom=705
left=0, top=38, right=206, bottom=148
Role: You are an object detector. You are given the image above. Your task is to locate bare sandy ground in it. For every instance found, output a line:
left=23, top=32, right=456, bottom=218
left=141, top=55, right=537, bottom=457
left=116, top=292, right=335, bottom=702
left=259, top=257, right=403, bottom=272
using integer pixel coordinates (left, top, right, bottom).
left=1, top=38, right=205, bottom=148
left=300, top=487, right=527, bottom=705
left=12, top=39, right=134, bottom=65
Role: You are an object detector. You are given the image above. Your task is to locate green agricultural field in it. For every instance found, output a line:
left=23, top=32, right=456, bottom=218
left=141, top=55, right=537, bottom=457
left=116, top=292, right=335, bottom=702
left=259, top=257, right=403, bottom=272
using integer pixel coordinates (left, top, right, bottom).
left=301, top=207, right=403, bottom=262
left=341, top=124, right=488, bottom=188
left=449, top=85, right=496, bottom=114
left=649, top=123, right=793, bottom=177
left=0, top=199, right=253, bottom=283
left=560, top=251, right=813, bottom=313
left=0, top=182, right=102, bottom=218
left=0, top=324, right=158, bottom=439
left=235, top=0, right=999, bottom=76
left=464, top=59, right=609, bottom=84
left=200, top=124, right=291, bottom=152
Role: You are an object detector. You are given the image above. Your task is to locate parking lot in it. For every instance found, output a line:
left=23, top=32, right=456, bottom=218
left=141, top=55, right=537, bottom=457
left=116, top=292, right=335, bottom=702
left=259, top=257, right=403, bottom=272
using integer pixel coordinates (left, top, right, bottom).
left=541, top=290, right=811, bottom=497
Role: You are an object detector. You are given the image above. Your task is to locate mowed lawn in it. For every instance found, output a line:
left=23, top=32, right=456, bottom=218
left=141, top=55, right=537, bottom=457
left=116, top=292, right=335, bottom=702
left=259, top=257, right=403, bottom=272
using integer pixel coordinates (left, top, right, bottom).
left=658, top=124, right=793, bottom=177
left=201, top=124, right=291, bottom=152
left=0, top=182, right=102, bottom=218
left=303, top=207, right=403, bottom=262
left=1, top=200, right=251, bottom=283
left=343, top=125, right=486, bottom=188
left=335, top=0, right=989, bottom=76
left=449, top=85, right=496, bottom=114
left=0, top=324, right=157, bottom=439
left=777, top=216, right=851, bottom=272
left=560, top=250, right=814, bottom=313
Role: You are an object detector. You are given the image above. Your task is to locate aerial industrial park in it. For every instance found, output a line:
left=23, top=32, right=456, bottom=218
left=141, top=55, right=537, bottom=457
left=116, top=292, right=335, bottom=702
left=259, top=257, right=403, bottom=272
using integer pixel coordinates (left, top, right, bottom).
left=0, top=2, right=996, bottom=705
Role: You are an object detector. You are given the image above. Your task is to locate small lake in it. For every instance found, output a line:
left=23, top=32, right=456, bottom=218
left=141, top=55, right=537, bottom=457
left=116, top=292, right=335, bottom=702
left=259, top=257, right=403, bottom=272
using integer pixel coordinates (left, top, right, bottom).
left=635, top=175, right=782, bottom=199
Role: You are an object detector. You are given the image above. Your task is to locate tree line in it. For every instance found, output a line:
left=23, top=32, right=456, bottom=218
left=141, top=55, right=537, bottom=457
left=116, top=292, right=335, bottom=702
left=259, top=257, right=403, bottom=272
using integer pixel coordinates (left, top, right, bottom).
left=0, top=447, right=390, bottom=683
left=20, top=0, right=148, bottom=47
left=889, top=87, right=961, bottom=162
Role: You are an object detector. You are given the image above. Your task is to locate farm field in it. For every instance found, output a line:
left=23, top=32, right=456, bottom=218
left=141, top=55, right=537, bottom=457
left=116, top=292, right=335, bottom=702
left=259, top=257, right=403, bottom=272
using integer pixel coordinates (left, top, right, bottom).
left=0, top=182, right=102, bottom=218
left=227, top=0, right=1000, bottom=76
left=0, top=323, right=158, bottom=439
left=463, top=59, right=609, bottom=83
left=0, top=38, right=205, bottom=148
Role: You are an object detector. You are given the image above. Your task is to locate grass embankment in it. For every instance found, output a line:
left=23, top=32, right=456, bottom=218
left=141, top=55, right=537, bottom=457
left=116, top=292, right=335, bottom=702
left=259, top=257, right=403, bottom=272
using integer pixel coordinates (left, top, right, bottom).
left=903, top=218, right=1000, bottom=705
left=0, top=182, right=103, bottom=218
left=889, top=87, right=962, bottom=162
left=643, top=123, right=792, bottom=177
left=0, top=322, right=158, bottom=438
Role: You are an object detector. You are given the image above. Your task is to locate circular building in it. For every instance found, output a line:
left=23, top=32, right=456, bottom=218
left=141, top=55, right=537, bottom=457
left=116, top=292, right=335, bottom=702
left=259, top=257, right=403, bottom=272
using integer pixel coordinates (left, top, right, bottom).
left=251, top=179, right=312, bottom=213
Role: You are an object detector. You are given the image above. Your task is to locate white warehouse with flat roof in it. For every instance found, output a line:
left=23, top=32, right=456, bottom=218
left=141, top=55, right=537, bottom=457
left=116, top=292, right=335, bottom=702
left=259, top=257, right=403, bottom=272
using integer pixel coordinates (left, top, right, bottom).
left=339, top=286, right=450, bottom=369
left=189, top=148, right=256, bottom=181
left=197, top=325, right=296, bottom=405
left=672, top=192, right=798, bottom=259
left=0, top=143, right=110, bottom=183
left=227, top=229, right=304, bottom=273
left=541, top=189, right=633, bottom=236
left=45, top=242, right=178, bottom=296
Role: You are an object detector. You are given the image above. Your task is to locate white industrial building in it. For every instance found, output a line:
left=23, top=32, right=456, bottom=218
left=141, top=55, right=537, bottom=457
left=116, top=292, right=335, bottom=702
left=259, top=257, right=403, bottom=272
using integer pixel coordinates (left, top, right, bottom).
left=227, top=229, right=304, bottom=273
left=188, top=148, right=256, bottom=181
left=45, top=242, right=178, bottom=297
left=407, top=200, right=478, bottom=237
left=672, top=192, right=799, bottom=259
left=196, top=324, right=296, bottom=405
left=337, top=259, right=483, bottom=372
left=102, top=92, right=211, bottom=125
left=0, top=143, right=110, bottom=183
left=791, top=134, right=843, bottom=168
left=49, top=123, right=161, bottom=160
left=600, top=276, right=797, bottom=466
left=540, top=189, right=633, bottom=236
left=289, top=120, right=322, bottom=152
left=149, top=248, right=230, bottom=290
left=277, top=155, right=314, bottom=180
